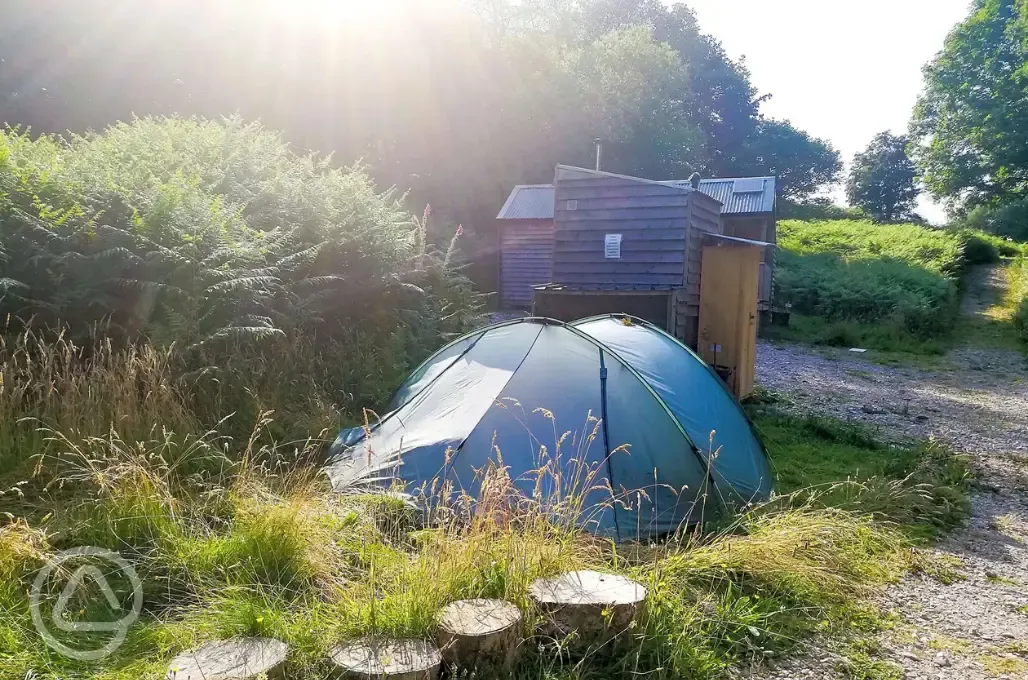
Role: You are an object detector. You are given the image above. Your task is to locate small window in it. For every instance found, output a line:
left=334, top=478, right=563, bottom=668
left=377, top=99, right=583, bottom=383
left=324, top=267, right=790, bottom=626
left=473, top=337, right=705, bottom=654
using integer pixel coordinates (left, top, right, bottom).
left=566, top=199, right=578, bottom=211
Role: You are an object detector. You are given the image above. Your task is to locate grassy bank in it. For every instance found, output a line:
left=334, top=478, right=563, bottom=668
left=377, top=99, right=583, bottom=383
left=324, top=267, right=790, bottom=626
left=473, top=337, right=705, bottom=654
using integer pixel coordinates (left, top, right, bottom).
left=770, top=220, right=1026, bottom=354
left=751, top=409, right=971, bottom=543
left=1011, top=255, right=1028, bottom=345
left=0, top=335, right=971, bottom=680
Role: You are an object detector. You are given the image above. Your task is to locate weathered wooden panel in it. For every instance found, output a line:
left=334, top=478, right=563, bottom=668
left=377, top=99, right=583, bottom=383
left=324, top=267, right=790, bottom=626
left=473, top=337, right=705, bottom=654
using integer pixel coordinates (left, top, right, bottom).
left=759, top=262, right=773, bottom=309
left=553, top=171, right=690, bottom=290
left=688, top=191, right=723, bottom=234
left=698, top=244, right=761, bottom=398
left=500, top=220, right=554, bottom=308
left=555, top=226, right=688, bottom=240
left=556, top=194, right=691, bottom=211
left=548, top=273, right=685, bottom=287
left=534, top=290, right=672, bottom=329
left=557, top=251, right=687, bottom=264
left=557, top=207, right=692, bottom=222
left=558, top=263, right=686, bottom=275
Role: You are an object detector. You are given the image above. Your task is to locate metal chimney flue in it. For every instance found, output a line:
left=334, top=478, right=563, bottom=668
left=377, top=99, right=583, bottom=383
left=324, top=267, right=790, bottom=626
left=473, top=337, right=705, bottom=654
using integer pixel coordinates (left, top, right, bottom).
left=594, top=138, right=603, bottom=171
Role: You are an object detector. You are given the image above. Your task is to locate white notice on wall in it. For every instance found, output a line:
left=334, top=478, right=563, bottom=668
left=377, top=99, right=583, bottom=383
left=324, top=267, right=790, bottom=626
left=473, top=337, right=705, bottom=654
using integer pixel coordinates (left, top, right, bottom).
left=604, top=233, right=622, bottom=259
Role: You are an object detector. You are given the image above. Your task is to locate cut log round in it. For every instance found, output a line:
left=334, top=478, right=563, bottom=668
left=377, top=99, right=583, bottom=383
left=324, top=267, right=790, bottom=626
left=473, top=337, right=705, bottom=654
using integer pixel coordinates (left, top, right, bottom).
left=528, top=570, right=646, bottom=642
left=436, top=598, right=522, bottom=671
left=328, top=639, right=442, bottom=680
left=165, top=637, right=288, bottom=680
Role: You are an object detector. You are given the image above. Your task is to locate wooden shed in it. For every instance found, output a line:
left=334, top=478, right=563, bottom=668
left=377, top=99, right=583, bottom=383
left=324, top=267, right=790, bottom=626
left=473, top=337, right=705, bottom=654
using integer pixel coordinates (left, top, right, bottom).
left=533, top=165, right=723, bottom=347
left=496, top=173, right=777, bottom=313
left=690, top=177, right=777, bottom=311
left=495, top=185, right=556, bottom=308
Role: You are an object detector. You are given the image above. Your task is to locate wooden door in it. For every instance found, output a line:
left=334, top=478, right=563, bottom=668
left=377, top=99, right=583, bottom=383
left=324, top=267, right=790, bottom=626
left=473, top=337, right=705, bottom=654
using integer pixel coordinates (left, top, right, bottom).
left=697, top=243, right=762, bottom=398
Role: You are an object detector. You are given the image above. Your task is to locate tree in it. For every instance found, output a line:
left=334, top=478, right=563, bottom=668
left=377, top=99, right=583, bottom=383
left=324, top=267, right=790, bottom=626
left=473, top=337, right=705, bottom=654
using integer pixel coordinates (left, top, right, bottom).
left=0, top=0, right=844, bottom=244
left=576, top=0, right=840, bottom=189
left=846, top=132, right=919, bottom=222
left=911, top=0, right=1028, bottom=212
left=736, top=118, right=842, bottom=202
left=563, top=26, right=702, bottom=179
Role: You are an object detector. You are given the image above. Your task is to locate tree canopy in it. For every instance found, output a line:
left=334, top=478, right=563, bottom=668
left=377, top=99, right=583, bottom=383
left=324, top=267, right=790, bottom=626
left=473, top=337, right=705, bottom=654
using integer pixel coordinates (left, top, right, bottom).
left=0, top=1, right=841, bottom=221
left=911, top=0, right=1028, bottom=213
left=846, top=132, right=920, bottom=222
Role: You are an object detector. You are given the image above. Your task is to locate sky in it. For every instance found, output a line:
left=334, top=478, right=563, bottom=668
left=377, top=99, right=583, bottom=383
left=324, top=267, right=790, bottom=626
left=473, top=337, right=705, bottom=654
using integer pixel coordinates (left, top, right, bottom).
left=677, top=0, right=973, bottom=222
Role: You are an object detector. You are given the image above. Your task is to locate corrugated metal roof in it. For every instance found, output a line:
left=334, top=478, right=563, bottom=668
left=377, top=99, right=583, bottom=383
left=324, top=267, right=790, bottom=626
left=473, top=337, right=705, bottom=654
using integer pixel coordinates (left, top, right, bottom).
left=670, top=177, right=776, bottom=215
left=496, top=185, right=556, bottom=220
left=497, top=176, right=775, bottom=220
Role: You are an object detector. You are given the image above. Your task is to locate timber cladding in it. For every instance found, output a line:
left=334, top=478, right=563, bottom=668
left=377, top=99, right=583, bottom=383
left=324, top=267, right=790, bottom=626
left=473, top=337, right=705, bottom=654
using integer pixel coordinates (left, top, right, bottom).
left=552, top=175, right=692, bottom=290
left=500, top=219, right=555, bottom=308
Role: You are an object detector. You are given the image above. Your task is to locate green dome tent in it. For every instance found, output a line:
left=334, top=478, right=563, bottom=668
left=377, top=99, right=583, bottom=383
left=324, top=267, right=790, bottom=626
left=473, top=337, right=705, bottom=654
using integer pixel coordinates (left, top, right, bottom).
left=327, top=316, right=772, bottom=539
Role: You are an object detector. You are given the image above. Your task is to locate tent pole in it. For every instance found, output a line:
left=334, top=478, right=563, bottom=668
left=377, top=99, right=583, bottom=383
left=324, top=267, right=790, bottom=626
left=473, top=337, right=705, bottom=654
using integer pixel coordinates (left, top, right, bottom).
left=598, top=351, right=620, bottom=541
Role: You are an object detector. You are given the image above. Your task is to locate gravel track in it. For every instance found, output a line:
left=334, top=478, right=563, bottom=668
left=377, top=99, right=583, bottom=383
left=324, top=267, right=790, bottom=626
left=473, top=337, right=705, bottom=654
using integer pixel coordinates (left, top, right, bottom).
left=748, top=341, right=1028, bottom=680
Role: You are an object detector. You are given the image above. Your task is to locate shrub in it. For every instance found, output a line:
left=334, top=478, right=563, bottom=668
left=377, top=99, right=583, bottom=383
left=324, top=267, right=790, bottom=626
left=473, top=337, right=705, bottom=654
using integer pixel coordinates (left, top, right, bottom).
left=963, top=197, right=1028, bottom=241
left=958, top=230, right=1000, bottom=265
left=775, top=220, right=962, bottom=338
left=0, top=118, right=483, bottom=441
left=1010, top=255, right=1028, bottom=344
left=778, top=198, right=866, bottom=221
left=954, top=228, right=1025, bottom=261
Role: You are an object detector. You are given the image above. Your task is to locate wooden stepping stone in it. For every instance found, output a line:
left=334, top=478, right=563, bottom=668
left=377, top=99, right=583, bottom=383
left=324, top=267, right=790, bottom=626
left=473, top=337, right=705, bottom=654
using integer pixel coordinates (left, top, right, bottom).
left=436, top=598, right=522, bottom=671
left=328, top=639, right=442, bottom=680
left=529, top=570, right=646, bottom=641
left=165, top=637, right=288, bottom=679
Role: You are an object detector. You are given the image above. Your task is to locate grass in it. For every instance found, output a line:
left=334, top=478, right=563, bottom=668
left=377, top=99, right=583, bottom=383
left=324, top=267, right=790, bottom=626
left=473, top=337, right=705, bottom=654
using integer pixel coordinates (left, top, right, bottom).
left=771, top=220, right=1028, bottom=355
left=762, top=314, right=950, bottom=356
left=1011, top=254, right=1028, bottom=345
left=750, top=408, right=972, bottom=543
left=980, top=652, right=1028, bottom=677
left=772, top=220, right=1028, bottom=356
left=0, top=335, right=974, bottom=680
left=776, top=220, right=963, bottom=339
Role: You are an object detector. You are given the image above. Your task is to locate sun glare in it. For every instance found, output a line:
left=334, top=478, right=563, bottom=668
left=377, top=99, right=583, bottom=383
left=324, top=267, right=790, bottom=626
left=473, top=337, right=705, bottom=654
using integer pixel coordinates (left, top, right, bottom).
left=262, top=0, right=401, bottom=21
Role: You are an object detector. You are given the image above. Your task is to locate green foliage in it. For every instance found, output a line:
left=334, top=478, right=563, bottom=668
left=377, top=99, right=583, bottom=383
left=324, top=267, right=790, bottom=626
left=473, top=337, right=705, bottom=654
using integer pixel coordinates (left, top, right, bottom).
left=961, top=196, right=1028, bottom=241
left=779, top=198, right=867, bottom=222
left=0, top=119, right=482, bottom=437
left=751, top=410, right=972, bottom=540
left=775, top=220, right=963, bottom=339
left=742, top=117, right=843, bottom=201
left=912, top=0, right=1028, bottom=211
left=1010, top=254, right=1028, bottom=344
left=846, top=132, right=919, bottom=223
left=958, top=230, right=1002, bottom=264
left=0, top=0, right=842, bottom=242
left=762, top=314, right=949, bottom=355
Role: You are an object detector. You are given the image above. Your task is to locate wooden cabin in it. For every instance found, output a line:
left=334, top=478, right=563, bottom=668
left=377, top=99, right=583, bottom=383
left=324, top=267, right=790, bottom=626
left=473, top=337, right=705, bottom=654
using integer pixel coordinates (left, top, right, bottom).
left=531, top=165, right=721, bottom=348
left=526, top=165, right=772, bottom=398
left=495, top=185, right=555, bottom=308
left=688, top=177, right=777, bottom=312
left=496, top=171, right=777, bottom=312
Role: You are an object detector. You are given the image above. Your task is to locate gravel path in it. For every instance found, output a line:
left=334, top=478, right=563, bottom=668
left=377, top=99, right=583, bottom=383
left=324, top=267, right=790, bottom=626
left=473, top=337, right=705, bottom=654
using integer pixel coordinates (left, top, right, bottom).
left=750, top=341, right=1028, bottom=680
left=961, top=264, right=1009, bottom=318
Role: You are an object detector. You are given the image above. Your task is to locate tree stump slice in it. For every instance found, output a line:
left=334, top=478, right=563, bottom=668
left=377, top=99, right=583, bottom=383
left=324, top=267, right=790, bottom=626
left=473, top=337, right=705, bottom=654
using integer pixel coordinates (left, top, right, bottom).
left=328, top=639, right=442, bottom=680
left=165, top=637, right=288, bottom=679
left=436, top=598, right=522, bottom=671
left=528, top=570, right=646, bottom=642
